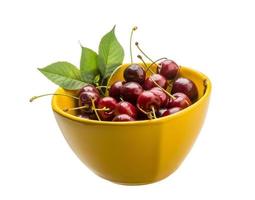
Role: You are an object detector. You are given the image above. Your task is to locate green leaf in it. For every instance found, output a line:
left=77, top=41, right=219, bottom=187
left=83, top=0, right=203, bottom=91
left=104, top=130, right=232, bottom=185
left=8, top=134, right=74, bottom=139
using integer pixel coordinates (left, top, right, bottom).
left=80, top=47, right=99, bottom=84
left=38, top=62, right=86, bottom=90
left=93, top=74, right=101, bottom=85
left=98, top=26, right=124, bottom=79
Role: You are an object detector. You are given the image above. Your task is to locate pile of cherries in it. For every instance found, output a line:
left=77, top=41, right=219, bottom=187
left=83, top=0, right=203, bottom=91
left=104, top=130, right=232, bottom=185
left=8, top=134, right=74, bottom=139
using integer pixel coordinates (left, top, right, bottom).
left=74, top=59, right=198, bottom=122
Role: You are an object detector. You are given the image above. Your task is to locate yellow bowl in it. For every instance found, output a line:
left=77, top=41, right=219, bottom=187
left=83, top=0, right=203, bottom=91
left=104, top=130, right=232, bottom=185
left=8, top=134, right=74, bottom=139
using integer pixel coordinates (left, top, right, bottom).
left=52, top=64, right=211, bottom=185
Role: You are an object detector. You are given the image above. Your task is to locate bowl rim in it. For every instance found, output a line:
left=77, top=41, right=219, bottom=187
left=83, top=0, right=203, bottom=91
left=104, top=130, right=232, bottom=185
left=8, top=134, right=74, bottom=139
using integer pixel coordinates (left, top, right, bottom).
left=52, top=65, right=211, bottom=125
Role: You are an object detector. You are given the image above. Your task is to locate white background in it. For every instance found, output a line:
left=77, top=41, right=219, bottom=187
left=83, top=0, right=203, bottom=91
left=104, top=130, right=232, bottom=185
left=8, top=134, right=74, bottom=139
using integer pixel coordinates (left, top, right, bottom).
left=1, top=0, right=255, bottom=199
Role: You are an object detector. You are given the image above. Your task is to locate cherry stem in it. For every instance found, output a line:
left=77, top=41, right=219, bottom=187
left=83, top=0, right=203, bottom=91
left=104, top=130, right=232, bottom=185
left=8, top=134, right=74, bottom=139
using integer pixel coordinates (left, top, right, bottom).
left=169, top=65, right=181, bottom=93
left=64, top=106, right=109, bottom=112
left=29, top=93, right=79, bottom=102
left=137, top=55, right=155, bottom=74
left=91, top=98, right=101, bottom=121
left=96, top=86, right=109, bottom=89
left=97, top=88, right=105, bottom=97
left=150, top=78, right=176, bottom=99
left=185, top=100, right=190, bottom=106
left=63, top=105, right=89, bottom=112
left=95, top=107, right=110, bottom=111
left=130, top=26, right=138, bottom=64
left=119, top=97, right=124, bottom=102
left=137, top=104, right=149, bottom=115
left=135, top=42, right=160, bottom=67
left=96, top=85, right=108, bottom=96
left=151, top=106, right=157, bottom=119
left=147, top=57, right=168, bottom=73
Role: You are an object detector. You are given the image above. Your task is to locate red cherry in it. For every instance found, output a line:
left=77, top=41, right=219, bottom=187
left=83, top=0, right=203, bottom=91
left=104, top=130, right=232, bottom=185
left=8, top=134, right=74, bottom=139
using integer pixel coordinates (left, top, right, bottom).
left=167, top=93, right=191, bottom=109
left=76, top=113, right=98, bottom=120
left=168, top=107, right=182, bottom=114
left=143, top=74, right=168, bottom=90
left=163, top=107, right=183, bottom=116
left=120, top=82, right=143, bottom=103
left=157, top=59, right=179, bottom=80
left=109, top=81, right=123, bottom=101
left=137, top=108, right=149, bottom=120
left=115, top=101, right=137, bottom=119
left=79, top=91, right=100, bottom=113
left=88, top=113, right=98, bottom=120
left=172, top=77, right=198, bottom=102
left=157, top=107, right=183, bottom=117
left=165, top=96, right=173, bottom=108
left=137, top=91, right=161, bottom=112
left=78, top=84, right=99, bottom=96
left=150, top=87, right=168, bottom=107
left=97, top=97, right=118, bottom=121
left=112, top=114, right=135, bottom=121
left=124, top=64, right=146, bottom=84
left=156, top=108, right=168, bottom=117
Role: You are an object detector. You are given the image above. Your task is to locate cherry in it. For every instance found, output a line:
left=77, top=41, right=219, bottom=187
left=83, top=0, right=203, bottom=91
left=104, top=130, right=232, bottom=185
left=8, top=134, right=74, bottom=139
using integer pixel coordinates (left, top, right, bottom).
left=150, top=87, right=168, bottom=107
left=124, top=27, right=146, bottom=85
left=88, top=113, right=98, bottom=120
left=167, top=92, right=191, bottom=109
left=137, top=109, right=149, bottom=120
left=137, top=91, right=161, bottom=112
left=156, top=108, right=168, bottom=117
left=97, top=97, right=117, bottom=121
left=112, top=114, right=135, bottom=121
left=124, top=64, right=146, bottom=85
left=143, top=74, right=168, bottom=90
left=115, top=101, right=137, bottom=119
left=157, top=107, right=183, bottom=117
left=168, top=107, right=182, bottom=114
left=120, top=82, right=143, bottom=103
left=157, top=59, right=179, bottom=80
left=79, top=91, right=100, bottom=113
left=163, top=107, right=183, bottom=116
left=172, top=77, right=198, bottom=102
left=109, top=81, right=123, bottom=100
left=78, top=84, right=99, bottom=96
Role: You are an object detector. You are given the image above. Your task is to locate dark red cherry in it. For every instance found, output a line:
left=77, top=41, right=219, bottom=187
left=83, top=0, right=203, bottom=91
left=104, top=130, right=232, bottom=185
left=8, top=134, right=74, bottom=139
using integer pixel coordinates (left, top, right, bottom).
left=165, top=96, right=173, bottom=108
left=97, top=97, right=117, bottom=121
left=143, top=74, right=168, bottom=90
left=115, top=101, right=137, bottom=119
left=112, top=114, right=135, bottom=121
left=88, top=113, right=98, bottom=120
left=137, top=91, right=161, bottom=112
left=163, top=107, right=183, bottom=116
left=157, top=59, right=179, bottom=80
left=172, top=77, right=198, bottom=102
left=168, top=107, right=182, bottom=114
left=78, top=84, right=99, bottom=96
left=79, top=91, right=100, bottom=113
left=109, top=81, right=123, bottom=100
left=156, top=108, right=168, bottom=117
left=120, top=82, right=143, bottom=103
left=124, top=64, right=146, bottom=84
left=167, top=93, right=191, bottom=109
left=150, top=87, right=168, bottom=107
left=137, top=108, right=149, bottom=120
left=157, top=107, right=183, bottom=117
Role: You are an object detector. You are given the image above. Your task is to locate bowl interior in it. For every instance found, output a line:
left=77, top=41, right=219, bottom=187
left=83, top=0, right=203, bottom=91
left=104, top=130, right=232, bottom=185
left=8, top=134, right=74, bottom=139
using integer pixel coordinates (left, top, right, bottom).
left=52, top=64, right=211, bottom=124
